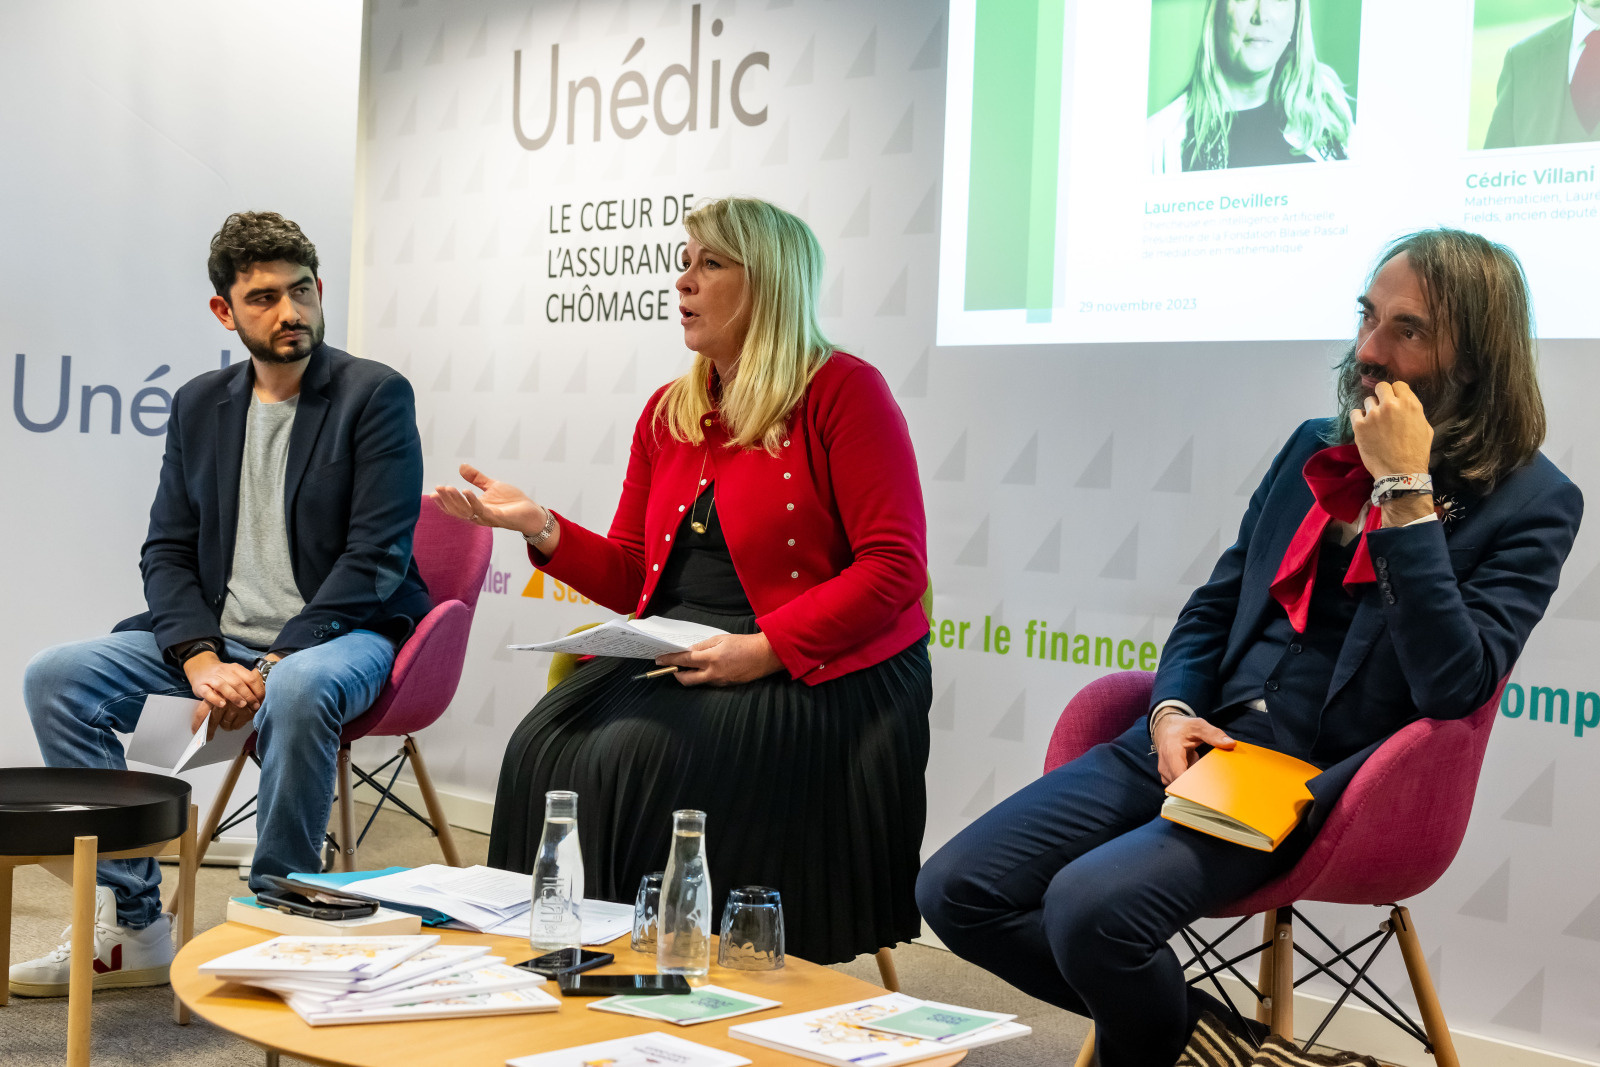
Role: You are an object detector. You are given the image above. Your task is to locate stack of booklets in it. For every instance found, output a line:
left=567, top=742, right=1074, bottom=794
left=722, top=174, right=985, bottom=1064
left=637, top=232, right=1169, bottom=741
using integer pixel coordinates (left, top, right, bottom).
left=200, top=935, right=559, bottom=1025
left=508, top=1032, right=751, bottom=1067
left=588, top=984, right=780, bottom=1026
left=286, top=864, right=634, bottom=943
left=728, top=993, right=1029, bottom=1065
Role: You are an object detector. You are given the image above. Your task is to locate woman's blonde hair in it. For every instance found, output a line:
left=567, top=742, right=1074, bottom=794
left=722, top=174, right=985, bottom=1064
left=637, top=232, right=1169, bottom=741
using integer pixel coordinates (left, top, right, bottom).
left=656, top=197, right=833, bottom=453
left=1182, top=0, right=1353, bottom=170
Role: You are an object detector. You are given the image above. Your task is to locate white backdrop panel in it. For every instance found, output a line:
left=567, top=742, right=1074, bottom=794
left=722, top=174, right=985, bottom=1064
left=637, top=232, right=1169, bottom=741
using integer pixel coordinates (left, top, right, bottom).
left=0, top=2, right=364, bottom=839
left=357, top=1, right=1600, bottom=1060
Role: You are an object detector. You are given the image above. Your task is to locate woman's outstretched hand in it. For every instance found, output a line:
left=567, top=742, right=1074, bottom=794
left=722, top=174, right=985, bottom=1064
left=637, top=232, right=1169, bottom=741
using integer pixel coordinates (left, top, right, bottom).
left=656, top=633, right=784, bottom=687
left=431, top=463, right=549, bottom=540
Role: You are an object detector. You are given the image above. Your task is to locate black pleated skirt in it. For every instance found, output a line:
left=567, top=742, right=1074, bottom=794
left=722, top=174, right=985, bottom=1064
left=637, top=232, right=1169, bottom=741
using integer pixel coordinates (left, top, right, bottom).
left=486, top=604, right=932, bottom=965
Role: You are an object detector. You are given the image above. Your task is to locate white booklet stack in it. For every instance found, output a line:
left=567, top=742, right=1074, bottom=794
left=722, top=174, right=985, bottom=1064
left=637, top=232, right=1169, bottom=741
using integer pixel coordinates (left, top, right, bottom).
left=201, top=935, right=559, bottom=1026
left=508, top=1032, right=751, bottom=1067
left=509, top=617, right=728, bottom=658
left=728, top=993, right=1030, bottom=1065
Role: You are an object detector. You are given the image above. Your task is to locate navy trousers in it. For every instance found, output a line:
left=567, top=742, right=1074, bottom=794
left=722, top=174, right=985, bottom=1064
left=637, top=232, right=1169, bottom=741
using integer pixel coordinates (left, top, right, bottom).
left=916, top=721, right=1311, bottom=1067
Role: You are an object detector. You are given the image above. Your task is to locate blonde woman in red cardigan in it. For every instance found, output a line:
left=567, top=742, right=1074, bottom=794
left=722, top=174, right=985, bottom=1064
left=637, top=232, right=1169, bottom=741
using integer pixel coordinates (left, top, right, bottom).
left=431, top=197, right=930, bottom=964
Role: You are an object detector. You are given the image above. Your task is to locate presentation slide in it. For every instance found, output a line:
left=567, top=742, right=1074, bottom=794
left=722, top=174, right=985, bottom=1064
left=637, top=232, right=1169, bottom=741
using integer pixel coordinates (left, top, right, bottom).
left=937, top=0, right=1600, bottom=345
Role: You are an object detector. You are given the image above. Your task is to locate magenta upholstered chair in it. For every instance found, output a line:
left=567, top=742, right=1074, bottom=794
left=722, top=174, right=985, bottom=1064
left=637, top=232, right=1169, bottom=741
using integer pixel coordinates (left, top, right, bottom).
left=195, top=499, right=493, bottom=872
left=1051, top=670, right=1504, bottom=1067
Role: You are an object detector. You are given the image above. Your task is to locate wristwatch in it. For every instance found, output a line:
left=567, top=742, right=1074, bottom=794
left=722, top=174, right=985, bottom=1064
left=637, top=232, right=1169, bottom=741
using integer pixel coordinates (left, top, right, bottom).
left=252, top=657, right=277, bottom=681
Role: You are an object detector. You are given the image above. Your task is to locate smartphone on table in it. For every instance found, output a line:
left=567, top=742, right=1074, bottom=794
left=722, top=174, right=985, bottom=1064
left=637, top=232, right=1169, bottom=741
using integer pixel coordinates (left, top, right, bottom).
left=557, top=973, right=692, bottom=996
left=515, top=948, right=616, bottom=978
left=254, top=875, right=379, bottom=920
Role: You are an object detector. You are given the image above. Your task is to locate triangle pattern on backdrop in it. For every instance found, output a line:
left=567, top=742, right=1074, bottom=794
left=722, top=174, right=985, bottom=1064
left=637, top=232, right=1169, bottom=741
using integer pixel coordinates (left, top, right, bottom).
left=933, top=431, right=967, bottom=481
left=991, top=692, right=1025, bottom=742
left=1458, top=858, right=1510, bottom=922
left=1501, top=761, right=1555, bottom=827
left=955, top=516, right=989, bottom=567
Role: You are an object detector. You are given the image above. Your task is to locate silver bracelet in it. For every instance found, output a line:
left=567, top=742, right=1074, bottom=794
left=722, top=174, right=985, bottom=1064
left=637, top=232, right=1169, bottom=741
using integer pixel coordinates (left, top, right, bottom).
left=524, top=509, right=558, bottom=548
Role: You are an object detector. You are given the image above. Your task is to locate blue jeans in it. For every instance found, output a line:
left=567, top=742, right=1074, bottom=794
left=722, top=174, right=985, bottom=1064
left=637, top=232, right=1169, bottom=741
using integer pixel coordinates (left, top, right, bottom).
left=25, top=629, right=394, bottom=929
left=916, top=723, right=1312, bottom=1067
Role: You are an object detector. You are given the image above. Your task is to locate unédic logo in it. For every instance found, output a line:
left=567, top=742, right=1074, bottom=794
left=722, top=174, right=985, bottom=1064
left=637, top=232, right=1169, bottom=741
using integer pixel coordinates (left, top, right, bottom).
left=13, top=354, right=174, bottom=436
left=512, top=3, right=768, bottom=151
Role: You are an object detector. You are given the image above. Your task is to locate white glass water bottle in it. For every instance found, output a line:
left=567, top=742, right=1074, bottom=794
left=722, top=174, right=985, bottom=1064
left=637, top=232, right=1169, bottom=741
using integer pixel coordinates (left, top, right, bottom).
left=657, top=808, right=712, bottom=978
left=528, top=790, right=584, bottom=952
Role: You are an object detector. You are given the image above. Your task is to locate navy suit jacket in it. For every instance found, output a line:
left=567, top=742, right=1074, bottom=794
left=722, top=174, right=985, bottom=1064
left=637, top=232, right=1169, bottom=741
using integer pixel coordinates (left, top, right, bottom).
left=1483, top=14, right=1594, bottom=149
left=1153, top=419, right=1583, bottom=824
left=114, top=344, right=433, bottom=659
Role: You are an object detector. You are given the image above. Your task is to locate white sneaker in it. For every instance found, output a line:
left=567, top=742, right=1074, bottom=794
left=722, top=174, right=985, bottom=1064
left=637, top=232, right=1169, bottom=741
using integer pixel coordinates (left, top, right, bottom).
left=9, top=885, right=174, bottom=997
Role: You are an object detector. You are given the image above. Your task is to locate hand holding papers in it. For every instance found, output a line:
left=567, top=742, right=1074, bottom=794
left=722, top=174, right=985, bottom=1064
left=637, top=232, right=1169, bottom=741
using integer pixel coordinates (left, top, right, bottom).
left=510, top=617, right=729, bottom=659
left=123, top=693, right=253, bottom=774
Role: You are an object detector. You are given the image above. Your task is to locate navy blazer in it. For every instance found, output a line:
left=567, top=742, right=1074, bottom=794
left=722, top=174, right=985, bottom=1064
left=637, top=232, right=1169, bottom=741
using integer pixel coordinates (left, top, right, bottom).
left=1483, top=14, right=1591, bottom=149
left=1153, top=419, right=1583, bottom=821
left=114, top=344, right=433, bottom=658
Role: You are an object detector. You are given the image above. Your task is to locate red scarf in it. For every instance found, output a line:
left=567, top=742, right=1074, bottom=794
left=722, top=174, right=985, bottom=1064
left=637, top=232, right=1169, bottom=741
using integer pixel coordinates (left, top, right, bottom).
left=1268, top=444, right=1380, bottom=633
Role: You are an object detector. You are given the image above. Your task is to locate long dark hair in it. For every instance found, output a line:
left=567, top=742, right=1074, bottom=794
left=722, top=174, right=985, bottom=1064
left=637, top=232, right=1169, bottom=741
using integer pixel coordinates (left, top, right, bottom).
left=1328, top=229, right=1546, bottom=491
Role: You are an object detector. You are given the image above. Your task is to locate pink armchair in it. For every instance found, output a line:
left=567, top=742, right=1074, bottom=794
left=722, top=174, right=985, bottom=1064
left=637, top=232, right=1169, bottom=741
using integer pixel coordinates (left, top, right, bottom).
left=1052, top=670, right=1504, bottom=1067
left=195, top=500, right=493, bottom=871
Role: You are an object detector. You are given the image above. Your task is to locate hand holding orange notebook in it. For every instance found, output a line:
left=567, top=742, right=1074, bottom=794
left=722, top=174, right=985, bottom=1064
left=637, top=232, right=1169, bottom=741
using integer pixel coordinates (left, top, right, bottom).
left=1160, top=742, right=1320, bottom=851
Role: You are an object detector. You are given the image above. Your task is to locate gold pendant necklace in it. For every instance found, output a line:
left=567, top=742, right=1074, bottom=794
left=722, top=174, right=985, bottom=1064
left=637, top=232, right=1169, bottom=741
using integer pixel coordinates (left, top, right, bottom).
left=689, top=450, right=714, bottom=534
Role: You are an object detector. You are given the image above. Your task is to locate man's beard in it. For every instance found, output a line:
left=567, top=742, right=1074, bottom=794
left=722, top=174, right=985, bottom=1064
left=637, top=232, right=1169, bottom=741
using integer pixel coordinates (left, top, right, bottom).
left=239, top=318, right=323, bottom=365
left=1340, top=350, right=1444, bottom=415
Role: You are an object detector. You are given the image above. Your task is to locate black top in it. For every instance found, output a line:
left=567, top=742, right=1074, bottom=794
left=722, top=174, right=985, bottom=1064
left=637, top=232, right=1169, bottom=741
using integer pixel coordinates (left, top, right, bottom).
left=1224, top=104, right=1307, bottom=168
left=646, top=487, right=753, bottom=617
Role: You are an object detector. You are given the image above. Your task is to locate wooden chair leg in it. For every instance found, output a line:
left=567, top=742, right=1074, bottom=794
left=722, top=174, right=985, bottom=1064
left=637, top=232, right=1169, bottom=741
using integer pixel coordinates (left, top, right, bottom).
left=173, top=804, right=197, bottom=1025
left=1269, top=906, right=1294, bottom=1039
left=1390, top=906, right=1459, bottom=1067
left=874, top=947, right=899, bottom=992
left=404, top=736, right=461, bottom=867
left=1255, top=910, right=1275, bottom=1025
left=336, top=746, right=358, bottom=872
left=68, top=835, right=97, bottom=1067
left=194, top=747, right=250, bottom=868
left=1073, top=1024, right=1096, bottom=1067
left=0, top=862, right=13, bottom=1008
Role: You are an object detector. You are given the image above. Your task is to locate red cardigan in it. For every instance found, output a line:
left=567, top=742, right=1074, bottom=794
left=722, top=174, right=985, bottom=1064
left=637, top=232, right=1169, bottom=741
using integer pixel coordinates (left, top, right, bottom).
left=534, top=352, right=929, bottom=684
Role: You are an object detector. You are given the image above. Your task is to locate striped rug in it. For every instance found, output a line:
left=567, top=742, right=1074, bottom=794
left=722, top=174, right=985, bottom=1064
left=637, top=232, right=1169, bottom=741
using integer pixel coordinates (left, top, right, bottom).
left=1177, top=1013, right=1384, bottom=1067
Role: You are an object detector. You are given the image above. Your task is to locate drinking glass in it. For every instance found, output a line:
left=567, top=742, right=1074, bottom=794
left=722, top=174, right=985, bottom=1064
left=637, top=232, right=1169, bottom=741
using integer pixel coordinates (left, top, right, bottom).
left=631, top=871, right=663, bottom=953
left=717, top=886, right=784, bottom=970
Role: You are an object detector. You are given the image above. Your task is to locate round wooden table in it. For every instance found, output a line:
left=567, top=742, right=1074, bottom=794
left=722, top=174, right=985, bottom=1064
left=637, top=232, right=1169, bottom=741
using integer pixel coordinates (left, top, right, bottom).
left=172, top=923, right=966, bottom=1066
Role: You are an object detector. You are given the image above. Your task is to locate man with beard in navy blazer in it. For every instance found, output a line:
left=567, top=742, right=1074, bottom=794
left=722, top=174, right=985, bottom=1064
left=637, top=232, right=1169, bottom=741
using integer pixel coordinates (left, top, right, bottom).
left=14, top=212, right=431, bottom=998
left=917, top=229, right=1583, bottom=1067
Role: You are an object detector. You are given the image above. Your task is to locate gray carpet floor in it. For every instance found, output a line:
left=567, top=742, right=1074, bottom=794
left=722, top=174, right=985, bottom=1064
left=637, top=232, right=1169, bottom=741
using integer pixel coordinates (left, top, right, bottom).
left=1, top=801, right=1087, bottom=1066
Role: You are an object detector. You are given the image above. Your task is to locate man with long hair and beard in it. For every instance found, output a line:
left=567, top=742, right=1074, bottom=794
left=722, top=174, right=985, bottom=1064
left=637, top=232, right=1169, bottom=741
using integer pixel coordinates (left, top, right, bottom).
left=918, top=229, right=1582, bottom=1066
left=12, top=212, right=431, bottom=998
left=1150, top=0, right=1355, bottom=172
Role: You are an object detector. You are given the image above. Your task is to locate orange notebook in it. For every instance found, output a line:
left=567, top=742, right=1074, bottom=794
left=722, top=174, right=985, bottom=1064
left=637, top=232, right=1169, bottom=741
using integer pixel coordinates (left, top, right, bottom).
left=1160, top=742, right=1320, bottom=851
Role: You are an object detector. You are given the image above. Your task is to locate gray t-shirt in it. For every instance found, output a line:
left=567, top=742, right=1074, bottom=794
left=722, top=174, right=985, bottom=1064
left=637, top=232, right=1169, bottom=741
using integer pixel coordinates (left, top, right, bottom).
left=219, top=394, right=306, bottom=650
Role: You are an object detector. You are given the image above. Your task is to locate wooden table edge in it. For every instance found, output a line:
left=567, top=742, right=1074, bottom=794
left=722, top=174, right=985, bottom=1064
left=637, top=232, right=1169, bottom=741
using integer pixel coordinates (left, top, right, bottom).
left=172, top=922, right=966, bottom=1067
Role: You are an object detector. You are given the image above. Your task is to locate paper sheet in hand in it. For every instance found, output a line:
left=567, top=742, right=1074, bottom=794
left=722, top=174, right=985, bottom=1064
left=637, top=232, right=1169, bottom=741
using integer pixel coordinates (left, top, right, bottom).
left=509, top=617, right=728, bottom=659
left=123, top=694, right=251, bottom=774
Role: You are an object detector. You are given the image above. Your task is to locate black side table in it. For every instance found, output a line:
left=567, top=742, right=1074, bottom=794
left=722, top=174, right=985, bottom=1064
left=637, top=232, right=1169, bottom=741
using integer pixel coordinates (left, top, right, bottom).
left=0, top=767, right=197, bottom=1067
